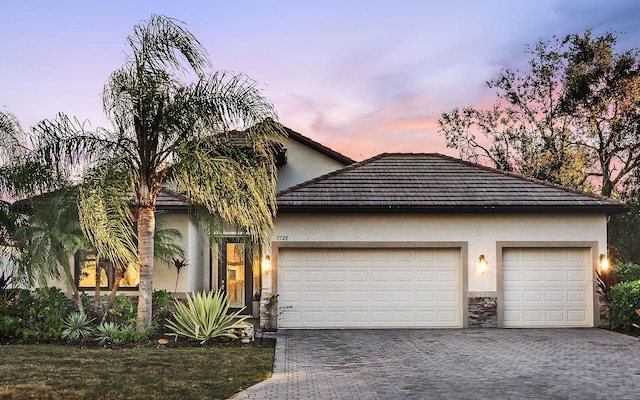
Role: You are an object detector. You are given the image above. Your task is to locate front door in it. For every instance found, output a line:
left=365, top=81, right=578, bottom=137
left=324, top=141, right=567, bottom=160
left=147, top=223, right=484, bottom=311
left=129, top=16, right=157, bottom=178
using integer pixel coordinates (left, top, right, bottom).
left=218, top=241, right=252, bottom=312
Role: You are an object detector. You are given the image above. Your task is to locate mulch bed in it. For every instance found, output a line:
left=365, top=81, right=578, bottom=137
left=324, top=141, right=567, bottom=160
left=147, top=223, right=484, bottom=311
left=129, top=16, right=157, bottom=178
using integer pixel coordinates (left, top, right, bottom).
left=1, top=335, right=276, bottom=350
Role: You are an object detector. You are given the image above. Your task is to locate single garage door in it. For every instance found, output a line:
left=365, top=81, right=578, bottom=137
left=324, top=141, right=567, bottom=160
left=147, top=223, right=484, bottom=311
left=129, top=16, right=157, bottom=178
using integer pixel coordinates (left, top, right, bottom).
left=277, top=247, right=462, bottom=328
left=502, top=248, right=592, bottom=328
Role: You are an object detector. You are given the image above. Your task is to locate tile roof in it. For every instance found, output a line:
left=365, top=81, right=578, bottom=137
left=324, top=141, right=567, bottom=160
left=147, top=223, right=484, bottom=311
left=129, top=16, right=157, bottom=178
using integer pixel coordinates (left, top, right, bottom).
left=155, top=187, right=192, bottom=210
left=284, top=126, right=355, bottom=165
left=276, top=153, right=626, bottom=214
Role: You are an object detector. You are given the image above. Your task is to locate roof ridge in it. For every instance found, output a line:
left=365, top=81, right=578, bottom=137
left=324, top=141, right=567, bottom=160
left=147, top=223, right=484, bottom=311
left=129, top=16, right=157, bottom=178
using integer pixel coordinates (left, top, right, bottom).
left=277, top=153, right=387, bottom=196
left=426, top=153, right=624, bottom=205
left=284, top=126, right=356, bottom=165
left=160, top=185, right=189, bottom=200
left=276, top=152, right=626, bottom=214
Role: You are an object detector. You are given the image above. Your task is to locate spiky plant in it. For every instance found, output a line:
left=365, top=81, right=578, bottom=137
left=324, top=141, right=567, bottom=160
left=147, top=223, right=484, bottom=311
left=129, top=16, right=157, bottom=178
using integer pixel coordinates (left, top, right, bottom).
left=166, top=289, right=248, bottom=344
left=61, top=312, right=95, bottom=341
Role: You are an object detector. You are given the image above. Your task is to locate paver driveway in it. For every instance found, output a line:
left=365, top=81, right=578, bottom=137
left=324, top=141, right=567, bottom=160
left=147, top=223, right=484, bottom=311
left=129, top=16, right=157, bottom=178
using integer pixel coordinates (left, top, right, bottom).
left=232, top=329, right=640, bottom=399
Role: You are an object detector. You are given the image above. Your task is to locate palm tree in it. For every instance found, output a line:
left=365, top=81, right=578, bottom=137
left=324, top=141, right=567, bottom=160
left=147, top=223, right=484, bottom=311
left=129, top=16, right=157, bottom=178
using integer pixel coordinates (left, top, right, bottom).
left=13, top=189, right=89, bottom=313
left=27, top=15, right=283, bottom=330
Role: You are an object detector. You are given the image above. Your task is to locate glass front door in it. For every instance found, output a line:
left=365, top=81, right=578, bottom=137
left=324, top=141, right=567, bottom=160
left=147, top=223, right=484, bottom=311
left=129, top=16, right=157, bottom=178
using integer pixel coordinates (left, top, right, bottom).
left=218, top=241, right=252, bottom=310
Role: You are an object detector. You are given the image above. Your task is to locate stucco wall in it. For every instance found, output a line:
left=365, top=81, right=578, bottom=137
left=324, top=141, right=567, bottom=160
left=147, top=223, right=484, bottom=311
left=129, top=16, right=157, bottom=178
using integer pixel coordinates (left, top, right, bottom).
left=268, top=213, right=608, bottom=293
left=154, top=213, right=205, bottom=293
left=276, top=139, right=348, bottom=191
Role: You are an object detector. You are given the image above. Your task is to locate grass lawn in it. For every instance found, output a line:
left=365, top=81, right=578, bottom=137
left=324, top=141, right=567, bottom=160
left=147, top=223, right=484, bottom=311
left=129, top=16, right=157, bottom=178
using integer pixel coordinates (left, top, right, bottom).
left=0, top=344, right=274, bottom=400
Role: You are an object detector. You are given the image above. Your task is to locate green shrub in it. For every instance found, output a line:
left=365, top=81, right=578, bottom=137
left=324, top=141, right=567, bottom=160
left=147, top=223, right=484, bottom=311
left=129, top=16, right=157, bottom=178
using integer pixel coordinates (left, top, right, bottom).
left=0, top=316, right=23, bottom=340
left=110, top=326, right=152, bottom=344
left=61, top=312, right=95, bottom=342
left=23, top=287, right=72, bottom=340
left=1, top=289, right=32, bottom=318
left=610, top=280, right=640, bottom=330
left=104, top=295, right=137, bottom=326
left=166, top=290, right=248, bottom=344
left=613, top=262, right=640, bottom=282
left=153, top=289, right=171, bottom=313
left=152, top=289, right=172, bottom=328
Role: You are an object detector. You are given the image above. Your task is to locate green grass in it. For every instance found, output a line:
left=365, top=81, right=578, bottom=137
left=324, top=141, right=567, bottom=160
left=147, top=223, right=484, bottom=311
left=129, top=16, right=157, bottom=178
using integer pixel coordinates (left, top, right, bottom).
left=0, top=345, right=274, bottom=400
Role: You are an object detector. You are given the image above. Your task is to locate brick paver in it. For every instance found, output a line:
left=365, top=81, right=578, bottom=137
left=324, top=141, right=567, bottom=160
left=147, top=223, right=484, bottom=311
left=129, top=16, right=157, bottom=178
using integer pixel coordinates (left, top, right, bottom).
left=231, top=329, right=640, bottom=399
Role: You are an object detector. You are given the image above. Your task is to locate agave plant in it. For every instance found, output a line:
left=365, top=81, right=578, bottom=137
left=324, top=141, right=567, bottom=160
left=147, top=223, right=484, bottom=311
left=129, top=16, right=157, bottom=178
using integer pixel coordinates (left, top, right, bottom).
left=61, top=312, right=95, bottom=341
left=94, top=321, right=119, bottom=345
left=166, top=289, right=248, bottom=344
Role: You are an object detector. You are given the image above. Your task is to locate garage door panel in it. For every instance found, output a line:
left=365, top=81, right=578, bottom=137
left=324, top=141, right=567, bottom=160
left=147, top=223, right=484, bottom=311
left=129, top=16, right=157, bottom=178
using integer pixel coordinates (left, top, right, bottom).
left=415, top=290, right=435, bottom=302
left=393, top=290, right=412, bottom=302
left=282, top=270, right=302, bottom=283
left=503, top=270, right=521, bottom=281
left=503, top=248, right=592, bottom=328
left=567, top=290, right=585, bottom=302
left=546, top=290, right=564, bottom=302
left=523, top=290, right=543, bottom=302
left=304, top=271, right=323, bottom=282
left=568, top=270, right=587, bottom=282
left=371, top=271, right=390, bottom=282
left=278, top=248, right=461, bottom=328
left=281, top=290, right=301, bottom=302
left=546, top=310, right=564, bottom=321
left=395, top=271, right=413, bottom=282
left=415, top=270, right=436, bottom=282
left=524, top=250, right=543, bottom=261
left=503, top=290, right=520, bottom=302
left=437, top=250, right=457, bottom=262
left=568, top=310, right=587, bottom=321
left=545, top=270, right=564, bottom=282
left=523, top=270, right=543, bottom=282
left=345, top=270, right=367, bottom=283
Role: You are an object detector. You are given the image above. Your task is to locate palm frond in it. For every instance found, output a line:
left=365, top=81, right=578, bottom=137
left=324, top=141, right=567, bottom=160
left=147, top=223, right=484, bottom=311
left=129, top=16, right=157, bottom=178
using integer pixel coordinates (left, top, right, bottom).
left=126, top=15, right=211, bottom=77
left=78, top=160, right=138, bottom=268
left=153, top=222, right=185, bottom=265
left=12, top=189, right=89, bottom=288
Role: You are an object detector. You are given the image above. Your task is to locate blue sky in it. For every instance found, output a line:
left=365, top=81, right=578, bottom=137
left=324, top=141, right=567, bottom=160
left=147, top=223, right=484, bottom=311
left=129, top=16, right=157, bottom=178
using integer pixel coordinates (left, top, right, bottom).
left=2, top=0, right=640, bottom=160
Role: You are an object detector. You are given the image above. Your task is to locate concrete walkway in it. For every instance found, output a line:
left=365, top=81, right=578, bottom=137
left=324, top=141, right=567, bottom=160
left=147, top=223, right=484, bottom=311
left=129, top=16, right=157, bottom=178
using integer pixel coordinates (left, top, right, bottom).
left=231, top=329, right=640, bottom=399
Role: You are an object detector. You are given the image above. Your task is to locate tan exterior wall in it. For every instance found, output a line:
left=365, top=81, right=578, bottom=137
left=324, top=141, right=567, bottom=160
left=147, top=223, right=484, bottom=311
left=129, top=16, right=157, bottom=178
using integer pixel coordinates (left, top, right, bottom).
left=154, top=213, right=206, bottom=293
left=276, top=139, right=348, bottom=191
left=267, top=213, right=608, bottom=294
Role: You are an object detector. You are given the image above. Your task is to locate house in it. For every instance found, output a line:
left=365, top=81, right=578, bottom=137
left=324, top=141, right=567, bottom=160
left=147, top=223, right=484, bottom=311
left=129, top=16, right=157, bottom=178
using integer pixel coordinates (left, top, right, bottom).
left=68, top=127, right=624, bottom=329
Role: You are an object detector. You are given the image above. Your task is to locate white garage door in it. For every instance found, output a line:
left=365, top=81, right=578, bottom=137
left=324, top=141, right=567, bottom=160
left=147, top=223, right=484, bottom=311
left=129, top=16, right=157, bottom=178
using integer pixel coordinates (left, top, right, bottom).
left=502, top=248, right=592, bottom=328
left=277, top=247, right=462, bottom=328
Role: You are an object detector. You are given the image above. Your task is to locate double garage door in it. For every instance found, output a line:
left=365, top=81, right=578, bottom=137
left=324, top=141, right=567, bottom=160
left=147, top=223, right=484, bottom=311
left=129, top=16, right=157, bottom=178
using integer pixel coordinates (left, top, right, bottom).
left=277, top=246, right=593, bottom=329
left=278, top=247, right=462, bottom=328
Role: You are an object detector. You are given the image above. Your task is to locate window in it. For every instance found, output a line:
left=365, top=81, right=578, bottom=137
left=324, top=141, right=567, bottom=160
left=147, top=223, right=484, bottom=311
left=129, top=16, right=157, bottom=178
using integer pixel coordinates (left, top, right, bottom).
left=75, top=250, right=139, bottom=290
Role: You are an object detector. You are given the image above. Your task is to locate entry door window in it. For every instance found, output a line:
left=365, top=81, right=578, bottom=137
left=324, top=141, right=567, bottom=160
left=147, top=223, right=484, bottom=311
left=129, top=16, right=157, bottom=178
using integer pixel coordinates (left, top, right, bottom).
left=226, top=243, right=246, bottom=308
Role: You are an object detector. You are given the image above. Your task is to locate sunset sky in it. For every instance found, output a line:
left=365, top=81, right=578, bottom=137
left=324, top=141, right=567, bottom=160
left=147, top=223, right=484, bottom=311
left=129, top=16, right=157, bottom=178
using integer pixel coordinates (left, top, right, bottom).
left=2, top=0, right=640, bottom=160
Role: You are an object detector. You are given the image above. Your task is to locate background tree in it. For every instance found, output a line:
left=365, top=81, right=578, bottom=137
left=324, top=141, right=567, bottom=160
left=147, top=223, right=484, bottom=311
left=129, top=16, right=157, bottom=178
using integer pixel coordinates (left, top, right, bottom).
left=560, top=31, right=640, bottom=197
left=439, top=30, right=640, bottom=197
left=26, top=15, right=283, bottom=330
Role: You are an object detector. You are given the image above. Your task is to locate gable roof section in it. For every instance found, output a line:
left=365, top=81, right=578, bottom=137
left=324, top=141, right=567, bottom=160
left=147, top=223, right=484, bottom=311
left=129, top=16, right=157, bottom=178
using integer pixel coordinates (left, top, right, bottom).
left=284, top=126, right=355, bottom=165
left=277, top=153, right=626, bottom=214
left=155, top=187, right=192, bottom=210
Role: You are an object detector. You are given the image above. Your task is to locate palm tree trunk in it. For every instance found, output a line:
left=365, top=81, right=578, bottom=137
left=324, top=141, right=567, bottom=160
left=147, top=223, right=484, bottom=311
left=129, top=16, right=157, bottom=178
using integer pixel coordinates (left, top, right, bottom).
left=136, top=205, right=155, bottom=331
left=94, top=261, right=102, bottom=311
left=58, top=246, right=85, bottom=315
left=70, top=285, right=85, bottom=315
left=102, top=266, right=123, bottom=324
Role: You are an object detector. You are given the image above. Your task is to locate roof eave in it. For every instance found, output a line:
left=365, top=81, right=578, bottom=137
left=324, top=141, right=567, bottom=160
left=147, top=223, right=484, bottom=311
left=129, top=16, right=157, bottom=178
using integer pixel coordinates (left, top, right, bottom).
left=276, top=204, right=628, bottom=215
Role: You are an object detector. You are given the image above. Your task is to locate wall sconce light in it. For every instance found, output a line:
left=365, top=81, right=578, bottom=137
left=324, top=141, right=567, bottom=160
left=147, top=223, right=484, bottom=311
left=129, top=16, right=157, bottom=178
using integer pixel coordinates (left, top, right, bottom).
left=599, top=254, right=609, bottom=272
left=263, top=255, right=271, bottom=275
left=478, top=254, right=488, bottom=276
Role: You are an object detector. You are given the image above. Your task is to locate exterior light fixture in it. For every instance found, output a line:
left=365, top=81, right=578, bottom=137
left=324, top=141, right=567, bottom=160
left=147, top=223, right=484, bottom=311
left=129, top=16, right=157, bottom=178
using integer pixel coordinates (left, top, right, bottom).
left=599, top=254, right=609, bottom=272
left=263, top=255, right=272, bottom=275
left=478, top=254, right=488, bottom=276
